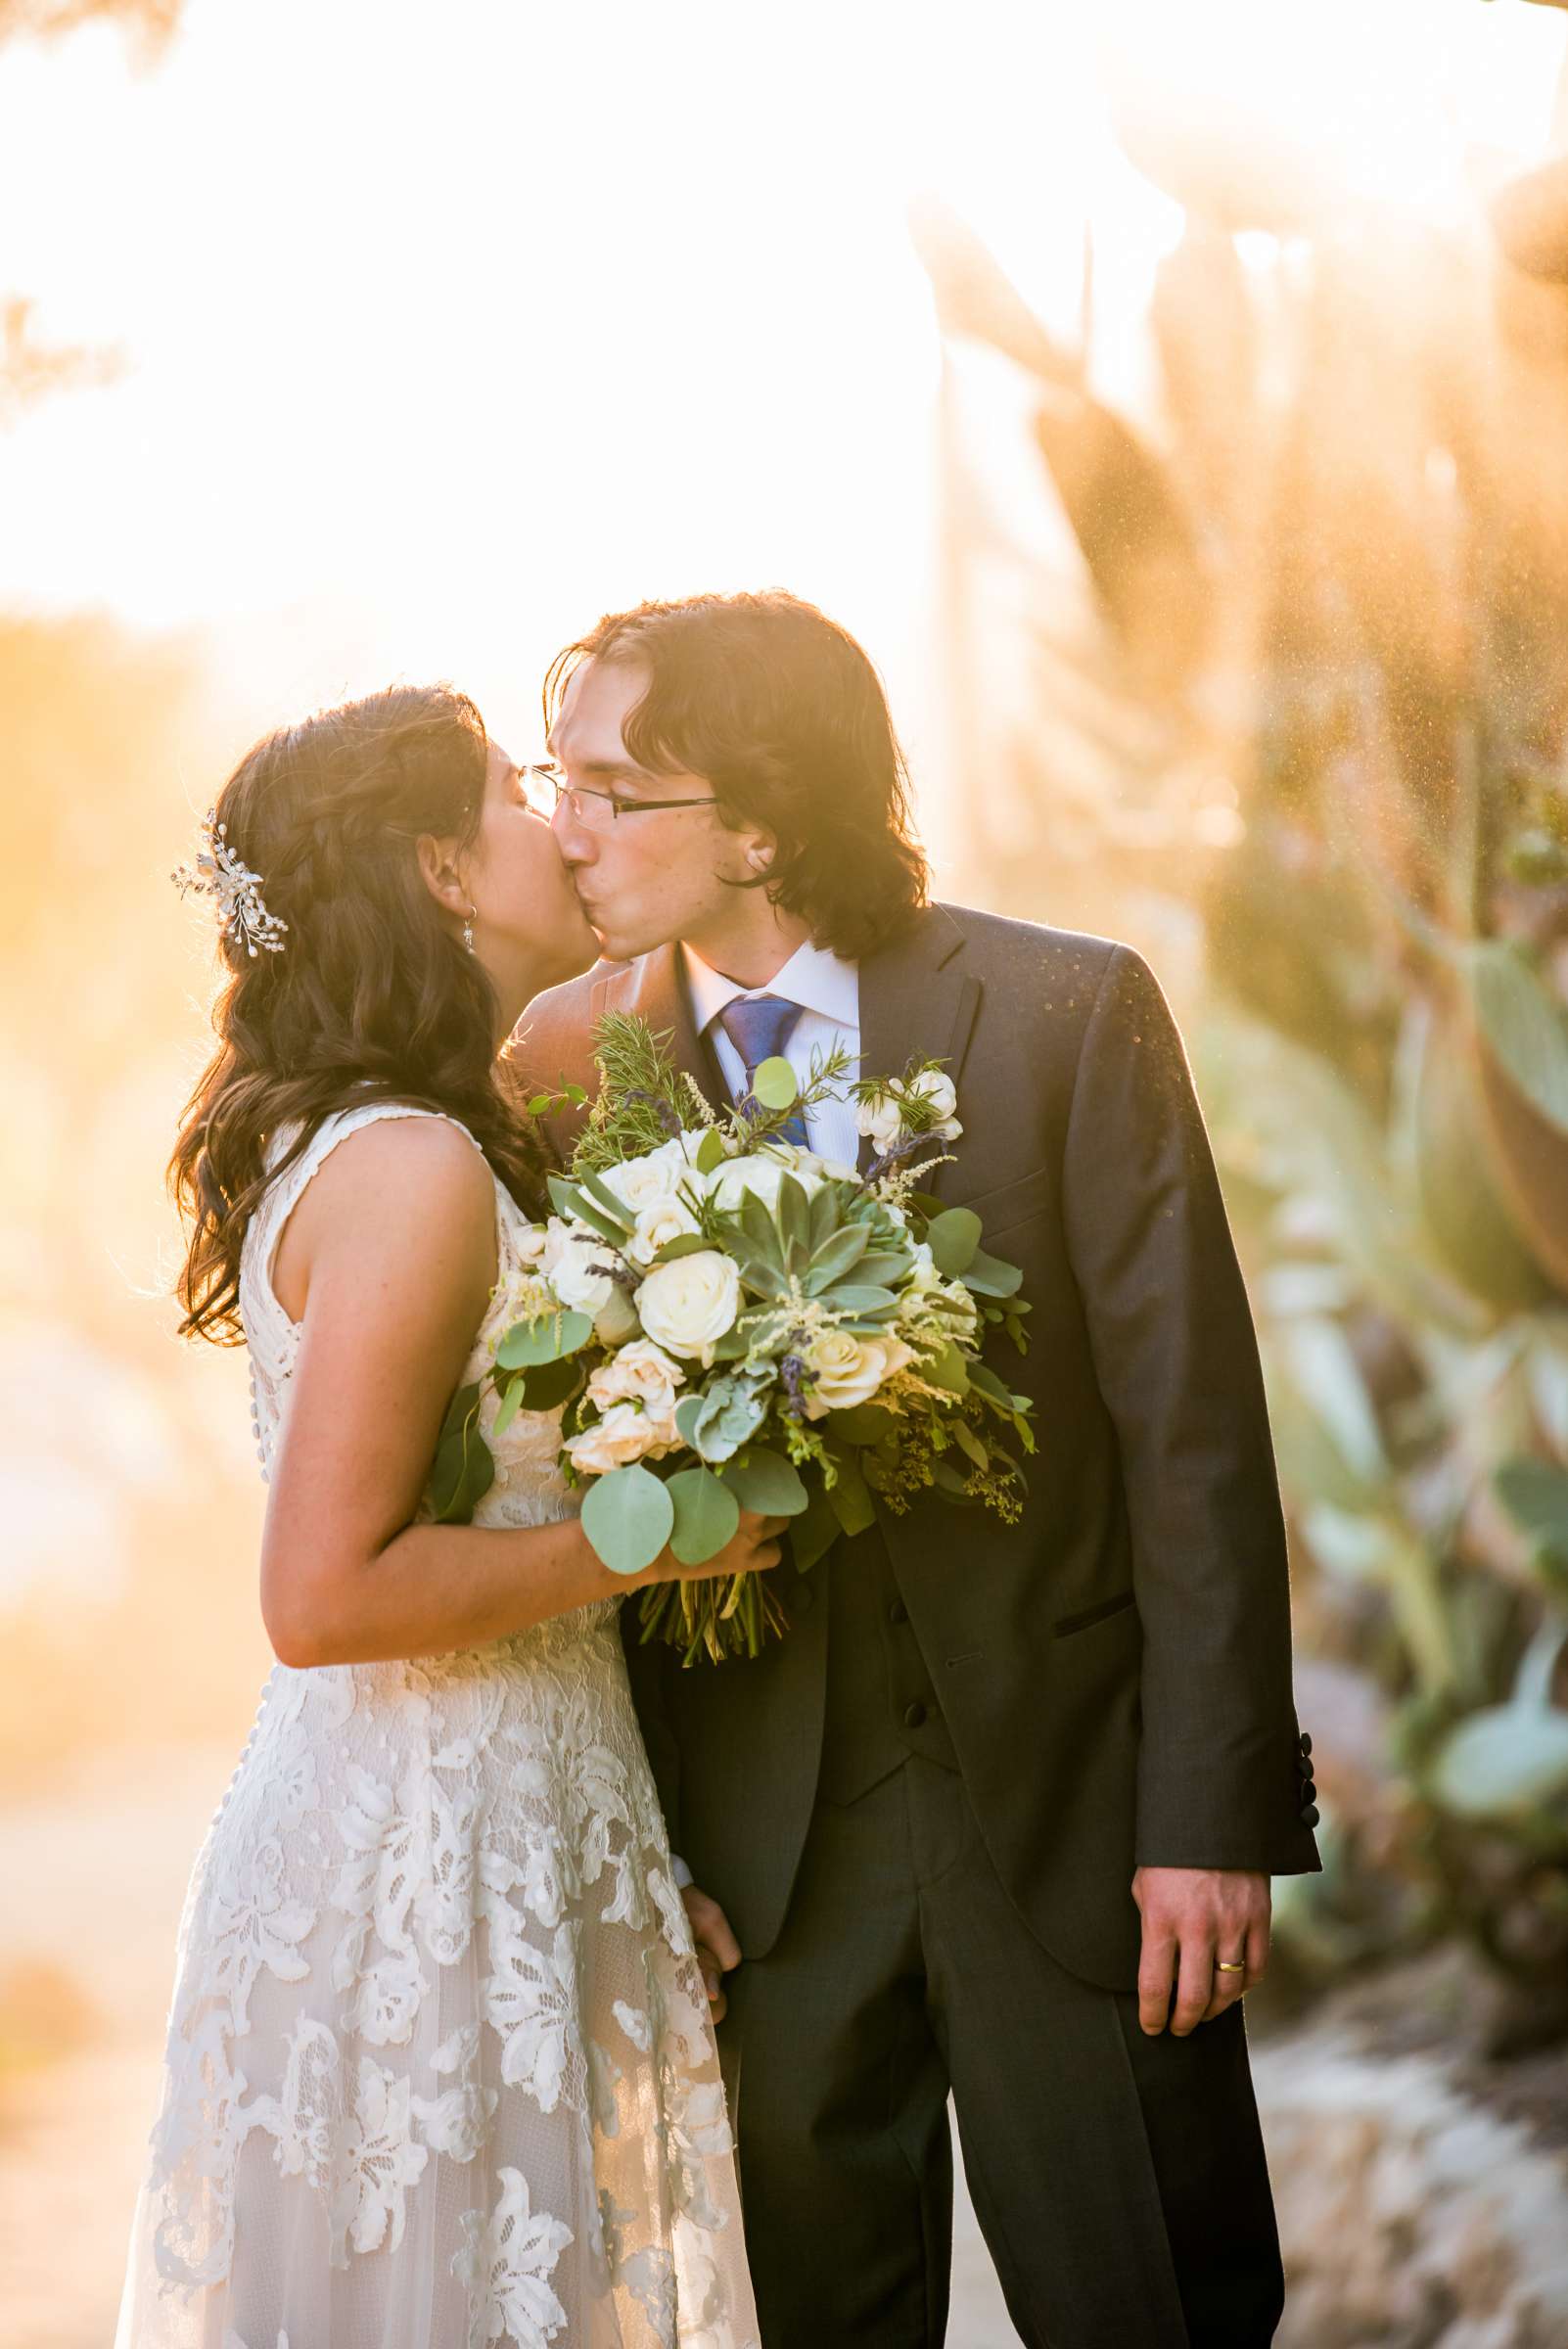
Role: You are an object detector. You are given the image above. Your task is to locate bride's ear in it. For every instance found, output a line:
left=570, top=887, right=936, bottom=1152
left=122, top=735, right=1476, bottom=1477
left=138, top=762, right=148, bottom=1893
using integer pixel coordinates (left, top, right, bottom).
left=417, top=832, right=470, bottom=920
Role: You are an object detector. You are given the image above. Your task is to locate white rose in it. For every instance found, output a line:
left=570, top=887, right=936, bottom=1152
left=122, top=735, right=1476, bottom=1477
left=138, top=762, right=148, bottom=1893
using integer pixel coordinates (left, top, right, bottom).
left=598, top=1138, right=693, bottom=1215
left=626, top=1195, right=703, bottom=1268
left=709, top=1150, right=823, bottom=1215
left=635, top=1249, right=742, bottom=1364
left=793, top=1149, right=858, bottom=1185
left=565, top=1403, right=671, bottom=1475
left=855, top=1089, right=904, bottom=1156
left=587, top=1338, right=685, bottom=1426
left=906, top=1069, right=962, bottom=1141
left=856, top=1072, right=962, bottom=1156
left=541, top=1218, right=621, bottom=1315
left=512, top=1219, right=548, bottom=1267
left=904, top=1240, right=940, bottom=1293
left=802, top=1329, right=915, bottom=1419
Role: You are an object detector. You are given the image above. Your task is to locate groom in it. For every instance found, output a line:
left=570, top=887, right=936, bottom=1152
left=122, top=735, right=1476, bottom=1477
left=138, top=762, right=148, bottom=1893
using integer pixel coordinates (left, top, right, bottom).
left=517, top=591, right=1320, bottom=2347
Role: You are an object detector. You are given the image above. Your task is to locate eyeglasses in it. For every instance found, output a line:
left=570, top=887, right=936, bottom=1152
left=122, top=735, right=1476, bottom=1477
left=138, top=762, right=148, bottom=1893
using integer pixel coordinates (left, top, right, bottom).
left=520, top=762, right=718, bottom=829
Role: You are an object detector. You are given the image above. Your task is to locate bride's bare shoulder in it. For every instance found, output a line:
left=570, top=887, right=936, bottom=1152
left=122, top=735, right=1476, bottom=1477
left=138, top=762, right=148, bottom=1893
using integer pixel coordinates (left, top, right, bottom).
left=271, top=1112, right=495, bottom=1323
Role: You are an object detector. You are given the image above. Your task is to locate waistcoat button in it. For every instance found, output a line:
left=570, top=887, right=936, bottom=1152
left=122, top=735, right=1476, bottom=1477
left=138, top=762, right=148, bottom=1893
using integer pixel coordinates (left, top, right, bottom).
left=889, top=1599, right=908, bottom=1626
left=902, top=1700, right=927, bottom=1729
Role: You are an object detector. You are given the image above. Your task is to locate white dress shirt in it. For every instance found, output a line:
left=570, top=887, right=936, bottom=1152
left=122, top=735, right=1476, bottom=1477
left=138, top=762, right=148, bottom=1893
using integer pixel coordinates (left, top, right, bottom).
left=681, top=938, right=862, bottom=1169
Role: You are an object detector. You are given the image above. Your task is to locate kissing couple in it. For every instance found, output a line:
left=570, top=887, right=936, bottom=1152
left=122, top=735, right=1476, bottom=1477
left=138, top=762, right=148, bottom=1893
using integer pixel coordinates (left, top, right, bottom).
left=116, top=591, right=1320, bottom=2349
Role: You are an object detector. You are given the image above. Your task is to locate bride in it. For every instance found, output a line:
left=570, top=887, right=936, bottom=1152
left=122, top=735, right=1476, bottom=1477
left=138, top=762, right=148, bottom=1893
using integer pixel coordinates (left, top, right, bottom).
left=115, top=684, right=771, bottom=2349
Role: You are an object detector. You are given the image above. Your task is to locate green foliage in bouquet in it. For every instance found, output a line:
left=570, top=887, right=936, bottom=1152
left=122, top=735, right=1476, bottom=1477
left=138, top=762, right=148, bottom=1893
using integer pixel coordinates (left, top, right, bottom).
left=435, top=1011, right=1035, bottom=1664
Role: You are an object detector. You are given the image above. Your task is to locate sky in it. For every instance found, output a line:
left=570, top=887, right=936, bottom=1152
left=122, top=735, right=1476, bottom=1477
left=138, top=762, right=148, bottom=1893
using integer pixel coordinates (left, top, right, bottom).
left=0, top=0, right=1562, bottom=771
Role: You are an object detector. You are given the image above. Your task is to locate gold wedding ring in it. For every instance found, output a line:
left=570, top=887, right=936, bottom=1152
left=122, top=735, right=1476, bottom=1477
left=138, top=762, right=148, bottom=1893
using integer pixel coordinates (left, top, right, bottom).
left=1216, top=1959, right=1247, bottom=1973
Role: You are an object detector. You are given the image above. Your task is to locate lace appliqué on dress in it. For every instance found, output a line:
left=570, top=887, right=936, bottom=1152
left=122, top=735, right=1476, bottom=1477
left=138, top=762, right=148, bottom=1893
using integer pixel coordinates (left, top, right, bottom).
left=115, top=1104, right=758, bottom=2349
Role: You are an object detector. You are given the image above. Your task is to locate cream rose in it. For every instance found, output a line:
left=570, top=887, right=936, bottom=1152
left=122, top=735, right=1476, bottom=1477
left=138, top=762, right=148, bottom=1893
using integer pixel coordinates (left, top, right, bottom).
left=541, top=1219, right=620, bottom=1316
left=635, top=1249, right=742, bottom=1364
left=565, top=1402, right=672, bottom=1475
left=802, top=1329, right=915, bottom=1419
left=626, top=1195, right=703, bottom=1268
left=586, top=1338, right=685, bottom=1428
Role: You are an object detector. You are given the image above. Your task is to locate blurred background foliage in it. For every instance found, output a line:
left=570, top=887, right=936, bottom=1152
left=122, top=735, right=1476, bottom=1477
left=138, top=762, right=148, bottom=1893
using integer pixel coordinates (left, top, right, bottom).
left=918, top=60, right=1568, bottom=2049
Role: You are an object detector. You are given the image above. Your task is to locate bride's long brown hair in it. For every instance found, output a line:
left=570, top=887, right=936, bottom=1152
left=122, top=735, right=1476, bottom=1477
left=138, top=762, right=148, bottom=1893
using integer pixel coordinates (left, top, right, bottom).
left=169, top=683, right=545, bottom=1345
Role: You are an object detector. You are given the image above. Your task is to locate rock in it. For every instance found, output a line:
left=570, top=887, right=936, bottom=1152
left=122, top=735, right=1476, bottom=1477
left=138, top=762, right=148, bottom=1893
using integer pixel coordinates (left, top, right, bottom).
left=1257, top=2016, right=1568, bottom=2345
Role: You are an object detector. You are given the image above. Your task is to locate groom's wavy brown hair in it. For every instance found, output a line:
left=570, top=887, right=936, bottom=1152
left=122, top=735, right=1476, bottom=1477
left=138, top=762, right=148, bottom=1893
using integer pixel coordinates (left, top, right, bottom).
left=169, top=683, right=545, bottom=1345
left=543, top=591, right=930, bottom=960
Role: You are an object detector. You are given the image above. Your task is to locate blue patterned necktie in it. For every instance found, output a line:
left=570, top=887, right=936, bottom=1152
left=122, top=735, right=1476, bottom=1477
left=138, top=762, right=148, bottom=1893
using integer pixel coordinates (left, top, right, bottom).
left=715, top=994, right=809, bottom=1146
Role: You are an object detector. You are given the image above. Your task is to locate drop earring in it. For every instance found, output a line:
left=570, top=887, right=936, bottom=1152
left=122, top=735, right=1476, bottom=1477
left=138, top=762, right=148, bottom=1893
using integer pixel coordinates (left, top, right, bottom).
left=462, top=903, right=478, bottom=954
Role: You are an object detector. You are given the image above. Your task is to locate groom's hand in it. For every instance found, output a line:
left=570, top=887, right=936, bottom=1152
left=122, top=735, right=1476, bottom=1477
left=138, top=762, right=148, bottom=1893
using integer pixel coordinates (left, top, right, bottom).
left=1132, top=1865, right=1270, bottom=2036
left=682, top=1884, right=742, bottom=2023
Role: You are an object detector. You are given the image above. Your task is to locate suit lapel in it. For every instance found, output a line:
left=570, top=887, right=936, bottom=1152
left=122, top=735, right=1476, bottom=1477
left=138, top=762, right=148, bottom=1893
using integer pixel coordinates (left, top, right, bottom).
left=593, top=944, right=728, bottom=1115
left=855, top=904, right=981, bottom=1199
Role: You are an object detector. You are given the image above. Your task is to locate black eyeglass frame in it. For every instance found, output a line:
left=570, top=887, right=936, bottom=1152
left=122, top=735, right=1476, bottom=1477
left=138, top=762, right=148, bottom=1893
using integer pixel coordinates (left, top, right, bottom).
left=520, top=762, right=719, bottom=822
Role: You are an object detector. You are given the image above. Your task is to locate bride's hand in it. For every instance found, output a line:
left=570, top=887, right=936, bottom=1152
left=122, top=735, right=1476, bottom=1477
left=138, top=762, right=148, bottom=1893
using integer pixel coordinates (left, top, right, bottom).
left=647, top=1508, right=787, bottom=1586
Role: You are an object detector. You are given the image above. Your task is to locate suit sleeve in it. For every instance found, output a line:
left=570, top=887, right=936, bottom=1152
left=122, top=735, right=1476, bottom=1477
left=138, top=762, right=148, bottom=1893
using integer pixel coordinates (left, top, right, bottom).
left=1060, top=945, right=1319, bottom=1875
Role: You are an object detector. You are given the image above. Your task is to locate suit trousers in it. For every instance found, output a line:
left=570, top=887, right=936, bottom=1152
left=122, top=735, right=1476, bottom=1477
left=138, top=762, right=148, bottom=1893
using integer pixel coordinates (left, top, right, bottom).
left=717, top=1755, right=1283, bottom=2349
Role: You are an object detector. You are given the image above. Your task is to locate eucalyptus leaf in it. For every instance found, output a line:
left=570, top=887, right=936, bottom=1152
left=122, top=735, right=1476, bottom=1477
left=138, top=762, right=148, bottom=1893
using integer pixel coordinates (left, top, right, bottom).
left=518, top=1354, right=588, bottom=1412
left=931, top=1459, right=979, bottom=1503
left=581, top=1463, right=676, bottom=1577
left=695, top=1127, right=727, bottom=1175
left=831, top=1402, right=898, bottom=1445
left=967, top=1360, right=1017, bottom=1411
left=789, top=1475, right=843, bottom=1574
left=960, top=1247, right=1024, bottom=1299
left=430, top=1384, right=495, bottom=1524
left=722, top=1448, right=809, bottom=1516
left=490, top=1378, right=525, bottom=1441
left=752, top=1055, right=800, bottom=1111
left=667, top=1466, right=741, bottom=1566
left=927, top=1207, right=983, bottom=1275
left=924, top=1342, right=971, bottom=1396
left=827, top=1449, right=876, bottom=1537
left=953, top=1421, right=992, bottom=1471
left=496, top=1311, right=594, bottom=1370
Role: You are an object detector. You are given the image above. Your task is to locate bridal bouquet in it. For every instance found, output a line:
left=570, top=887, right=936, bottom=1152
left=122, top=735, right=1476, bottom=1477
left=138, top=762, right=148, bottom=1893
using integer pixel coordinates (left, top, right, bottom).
left=433, top=1015, right=1034, bottom=1662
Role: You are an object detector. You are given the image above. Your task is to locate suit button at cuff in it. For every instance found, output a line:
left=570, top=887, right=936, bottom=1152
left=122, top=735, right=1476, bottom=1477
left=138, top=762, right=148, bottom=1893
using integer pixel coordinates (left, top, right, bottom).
left=1301, top=1803, right=1320, bottom=1827
left=1300, top=1777, right=1316, bottom=1804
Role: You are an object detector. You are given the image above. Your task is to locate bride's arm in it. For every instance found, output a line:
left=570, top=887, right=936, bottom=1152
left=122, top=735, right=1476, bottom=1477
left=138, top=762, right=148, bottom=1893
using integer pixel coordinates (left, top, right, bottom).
left=259, top=1119, right=776, bottom=1668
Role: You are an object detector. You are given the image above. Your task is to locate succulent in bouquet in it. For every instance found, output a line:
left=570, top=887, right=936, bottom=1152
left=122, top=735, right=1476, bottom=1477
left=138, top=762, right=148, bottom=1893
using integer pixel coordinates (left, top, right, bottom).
left=431, top=1014, right=1034, bottom=1662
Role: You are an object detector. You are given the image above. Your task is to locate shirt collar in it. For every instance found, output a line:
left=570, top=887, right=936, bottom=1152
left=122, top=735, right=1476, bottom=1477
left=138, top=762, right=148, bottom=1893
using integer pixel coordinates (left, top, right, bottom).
left=681, top=938, right=860, bottom=1036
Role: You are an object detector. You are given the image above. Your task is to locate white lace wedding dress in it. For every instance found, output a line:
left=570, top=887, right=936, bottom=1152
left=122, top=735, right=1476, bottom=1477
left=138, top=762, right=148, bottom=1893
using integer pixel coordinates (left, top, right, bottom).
left=115, top=1103, right=759, bottom=2349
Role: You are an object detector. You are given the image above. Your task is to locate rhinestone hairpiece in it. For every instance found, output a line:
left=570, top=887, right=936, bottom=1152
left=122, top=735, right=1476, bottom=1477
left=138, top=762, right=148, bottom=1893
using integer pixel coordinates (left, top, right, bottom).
left=172, top=808, right=289, bottom=959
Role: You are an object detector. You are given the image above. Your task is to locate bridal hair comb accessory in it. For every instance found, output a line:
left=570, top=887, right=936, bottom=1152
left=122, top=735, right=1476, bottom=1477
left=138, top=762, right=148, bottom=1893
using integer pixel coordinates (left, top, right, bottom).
left=172, top=809, right=289, bottom=959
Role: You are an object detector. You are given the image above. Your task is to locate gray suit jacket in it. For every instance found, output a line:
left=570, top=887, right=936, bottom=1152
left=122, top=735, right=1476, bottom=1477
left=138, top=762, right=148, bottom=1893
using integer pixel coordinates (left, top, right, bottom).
left=516, top=902, right=1320, bottom=1990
